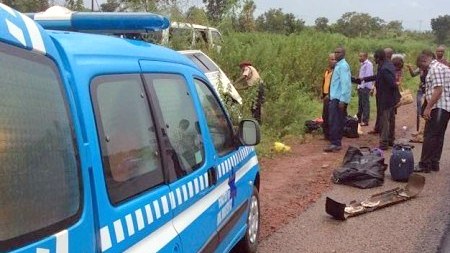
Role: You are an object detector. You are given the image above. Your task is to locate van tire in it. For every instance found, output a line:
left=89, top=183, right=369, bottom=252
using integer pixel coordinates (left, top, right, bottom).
left=235, top=186, right=260, bottom=253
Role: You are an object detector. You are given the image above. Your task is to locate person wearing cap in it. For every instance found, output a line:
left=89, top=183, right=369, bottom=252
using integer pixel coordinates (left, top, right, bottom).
left=235, top=61, right=265, bottom=124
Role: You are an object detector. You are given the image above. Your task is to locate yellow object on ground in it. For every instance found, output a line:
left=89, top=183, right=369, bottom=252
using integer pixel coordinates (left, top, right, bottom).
left=274, top=142, right=291, bottom=152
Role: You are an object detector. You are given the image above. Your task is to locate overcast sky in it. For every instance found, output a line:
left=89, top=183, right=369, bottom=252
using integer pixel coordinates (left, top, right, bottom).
left=83, top=0, right=449, bottom=31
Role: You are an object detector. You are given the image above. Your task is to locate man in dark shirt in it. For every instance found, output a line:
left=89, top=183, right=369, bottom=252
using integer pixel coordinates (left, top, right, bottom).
left=362, top=49, right=397, bottom=150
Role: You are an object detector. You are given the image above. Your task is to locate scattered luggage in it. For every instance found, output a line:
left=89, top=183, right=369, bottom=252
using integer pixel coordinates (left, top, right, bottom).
left=332, top=146, right=387, bottom=189
left=304, top=118, right=323, bottom=133
left=389, top=144, right=414, bottom=182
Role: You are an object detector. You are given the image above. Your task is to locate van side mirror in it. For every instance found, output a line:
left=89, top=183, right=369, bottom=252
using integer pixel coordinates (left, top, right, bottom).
left=238, top=119, right=260, bottom=146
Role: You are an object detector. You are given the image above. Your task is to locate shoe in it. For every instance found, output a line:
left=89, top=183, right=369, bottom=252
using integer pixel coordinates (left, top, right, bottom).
left=324, top=145, right=342, bottom=152
left=411, top=132, right=419, bottom=137
left=413, top=164, right=431, bottom=173
left=360, top=122, right=369, bottom=126
left=368, top=130, right=379, bottom=135
left=388, top=142, right=394, bottom=147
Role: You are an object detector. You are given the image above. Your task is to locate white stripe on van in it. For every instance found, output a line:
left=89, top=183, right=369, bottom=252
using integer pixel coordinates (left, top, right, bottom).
left=182, top=185, right=188, bottom=202
left=55, top=230, right=68, bottom=253
left=135, top=209, right=145, bottom=231
left=36, top=248, right=50, bottom=253
left=145, top=204, right=154, bottom=225
left=153, top=200, right=161, bottom=219
left=176, top=188, right=183, bottom=205
left=125, top=155, right=258, bottom=253
left=188, top=182, right=194, bottom=198
left=113, top=220, right=125, bottom=243
left=100, top=226, right=112, bottom=252
left=199, top=175, right=205, bottom=191
left=6, top=19, right=26, bottom=46
left=21, top=13, right=46, bottom=53
left=0, top=3, right=17, bottom=16
left=125, top=214, right=135, bottom=236
left=161, top=196, right=169, bottom=215
left=194, top=178, right=199, bottom=194
left=169, top=192, right=176, bottom=210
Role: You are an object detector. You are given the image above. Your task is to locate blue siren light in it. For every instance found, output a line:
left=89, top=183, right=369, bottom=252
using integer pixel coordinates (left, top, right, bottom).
left=26, top=6, right=170, bottom=33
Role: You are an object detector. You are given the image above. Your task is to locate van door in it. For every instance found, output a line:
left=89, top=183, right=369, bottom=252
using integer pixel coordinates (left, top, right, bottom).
left=139, top=63, right=220, bottom=252
left=90, top=74, right=181, bottom=253
left=0, top=6, right=94, bottom=252
left=193, top=78, right=257, bottom=252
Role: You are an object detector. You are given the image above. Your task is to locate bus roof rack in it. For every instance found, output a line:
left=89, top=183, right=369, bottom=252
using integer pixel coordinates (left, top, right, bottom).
left=25, top=6, right=170, bottom=33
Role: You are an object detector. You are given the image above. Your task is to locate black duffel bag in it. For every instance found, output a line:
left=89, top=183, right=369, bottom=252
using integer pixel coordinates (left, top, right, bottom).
left=332, top=146, right=387, bottom=189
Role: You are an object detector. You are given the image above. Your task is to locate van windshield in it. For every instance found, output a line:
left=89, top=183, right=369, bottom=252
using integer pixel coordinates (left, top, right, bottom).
left=0, top=42, right=81, bottom=251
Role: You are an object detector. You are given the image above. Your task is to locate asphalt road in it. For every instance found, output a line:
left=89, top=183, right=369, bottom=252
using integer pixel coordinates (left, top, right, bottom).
left=258, top=130, right=450, bottom=253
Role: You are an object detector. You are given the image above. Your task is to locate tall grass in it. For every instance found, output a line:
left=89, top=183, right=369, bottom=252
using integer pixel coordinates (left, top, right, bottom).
left=206, top=31, right=432, bottom=155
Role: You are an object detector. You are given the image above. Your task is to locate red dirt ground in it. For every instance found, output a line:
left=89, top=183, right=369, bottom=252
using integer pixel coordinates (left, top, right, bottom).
left=258, top=103, right=416, bottom=240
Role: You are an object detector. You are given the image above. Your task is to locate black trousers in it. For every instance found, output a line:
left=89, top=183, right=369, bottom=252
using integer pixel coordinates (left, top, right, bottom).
left=329, top=99, right=347, bottom=146
left=380, top=107, right=395, bottom=147
left=357, top=88, right=370, bottom=124
left=419, top=108, right=450, bottom=169
left=322, top=97, right=330, bottom=139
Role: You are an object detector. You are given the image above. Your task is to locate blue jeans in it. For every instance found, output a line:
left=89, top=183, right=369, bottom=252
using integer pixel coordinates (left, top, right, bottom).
left=328, top=99, right=346, bottom=146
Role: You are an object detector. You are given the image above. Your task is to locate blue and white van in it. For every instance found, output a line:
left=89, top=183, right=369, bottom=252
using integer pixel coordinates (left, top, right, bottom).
left=0, top=4, right=261, bottom=253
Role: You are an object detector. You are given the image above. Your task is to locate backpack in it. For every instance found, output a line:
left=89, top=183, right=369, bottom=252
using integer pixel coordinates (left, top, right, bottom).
left=343, top=116, right=359, bottom=138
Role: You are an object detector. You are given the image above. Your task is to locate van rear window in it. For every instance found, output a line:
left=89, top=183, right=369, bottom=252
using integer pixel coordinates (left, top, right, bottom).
left=0, top=43, right=81, bottom=251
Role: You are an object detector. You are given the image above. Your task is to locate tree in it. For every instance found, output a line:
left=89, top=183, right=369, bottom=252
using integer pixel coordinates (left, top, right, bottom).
left=256, top=8, right=304, bottom=35
left=185, top=6, right=209, bottom=24
left=335, top=12, right=384, bottom=37
left=237, top=0, right=256, bottom=32
left=383, top=20, right=403, bottom=37
left=65, top=0, right=84, bottom=11
left=100, top=0, right=120, bottom=11
left=3, top=0, right=49, bottom=12
left=431, top=15, right=450, bottom=44
left=202, top=0, right=239, bottom=23
left=314, top=17, right=329, bottom=32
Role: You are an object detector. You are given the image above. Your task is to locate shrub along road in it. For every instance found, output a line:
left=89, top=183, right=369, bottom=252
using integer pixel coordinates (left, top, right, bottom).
left=257, top=104, right=450, bottom=252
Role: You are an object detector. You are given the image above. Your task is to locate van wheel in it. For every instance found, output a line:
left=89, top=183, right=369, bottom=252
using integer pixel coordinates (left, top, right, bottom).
left=235, top=186, right=260, bottom=253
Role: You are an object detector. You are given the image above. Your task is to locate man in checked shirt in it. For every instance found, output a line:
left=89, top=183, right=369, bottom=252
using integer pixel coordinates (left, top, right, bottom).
left=414, top=52, right=450, bottom=173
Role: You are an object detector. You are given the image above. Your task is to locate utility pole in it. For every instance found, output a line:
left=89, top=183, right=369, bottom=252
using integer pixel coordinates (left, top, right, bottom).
left=91, top=0, right=94, bottom=11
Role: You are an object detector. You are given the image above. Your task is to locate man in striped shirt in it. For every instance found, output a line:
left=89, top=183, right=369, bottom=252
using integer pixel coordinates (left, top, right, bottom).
left=414, top=52, right=450, bottom=173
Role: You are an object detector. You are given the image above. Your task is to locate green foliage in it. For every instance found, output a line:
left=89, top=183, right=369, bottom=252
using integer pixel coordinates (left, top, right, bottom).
left=431, top=15, right=450, bottom=44
left=314, top=17, right=329, bottom=32
left=65, top=0, right=84, bottom=11
left=255, top=8, right=305, bottom=35
left=185, top=6, right=209, bottom=24
left=3, top=0, right=48, bottom=12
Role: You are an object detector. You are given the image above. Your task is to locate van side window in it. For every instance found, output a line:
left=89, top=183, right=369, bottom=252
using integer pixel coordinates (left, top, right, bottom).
left=0, top=42, right=81, bottom=251
left=91, top=75, right=164, bottom=205
left=144, top=74, right=204, bottom=177
left=194, top=79, right=235, bottom=155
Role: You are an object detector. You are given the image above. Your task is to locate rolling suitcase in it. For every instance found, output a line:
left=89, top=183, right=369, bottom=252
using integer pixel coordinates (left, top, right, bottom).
left=389, top=144, right=414, bottom=182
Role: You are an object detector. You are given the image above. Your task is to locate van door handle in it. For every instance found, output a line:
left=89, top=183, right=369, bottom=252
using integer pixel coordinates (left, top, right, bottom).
left=207, top=167, right=217, bottom=186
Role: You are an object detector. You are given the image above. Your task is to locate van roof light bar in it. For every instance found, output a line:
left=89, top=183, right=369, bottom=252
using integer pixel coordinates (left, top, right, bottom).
left=26, top=6, right=170, bottom=33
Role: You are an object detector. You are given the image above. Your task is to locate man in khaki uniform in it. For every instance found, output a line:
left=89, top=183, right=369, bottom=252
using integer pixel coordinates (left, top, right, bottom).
left=235, top=60, right=265, bottom=123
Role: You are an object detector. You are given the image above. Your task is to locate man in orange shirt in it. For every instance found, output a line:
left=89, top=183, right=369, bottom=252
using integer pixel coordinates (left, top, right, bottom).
left=322, top=53, right=337, bottom=140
